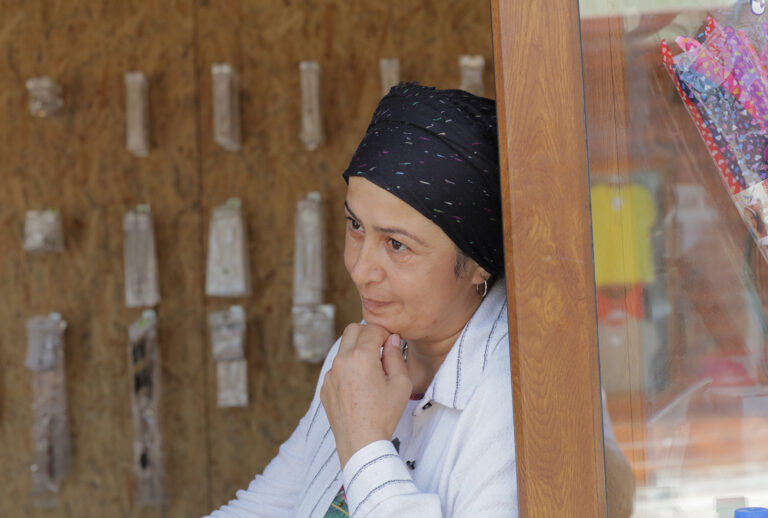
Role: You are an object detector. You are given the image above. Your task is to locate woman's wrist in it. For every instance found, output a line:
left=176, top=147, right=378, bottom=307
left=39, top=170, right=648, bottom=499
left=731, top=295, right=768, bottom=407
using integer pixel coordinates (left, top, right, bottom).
left=337, top=430, right=390, bottom=469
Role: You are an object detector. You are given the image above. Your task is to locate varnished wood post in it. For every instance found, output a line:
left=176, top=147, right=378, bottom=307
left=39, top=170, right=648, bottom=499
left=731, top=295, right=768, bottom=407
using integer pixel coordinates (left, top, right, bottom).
left=491, top=1, right=607, bottom=516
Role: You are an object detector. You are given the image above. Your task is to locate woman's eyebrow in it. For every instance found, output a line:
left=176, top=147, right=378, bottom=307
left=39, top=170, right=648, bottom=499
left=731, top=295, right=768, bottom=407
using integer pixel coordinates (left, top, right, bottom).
left=344, top=201, right=359, bottom=220
left=344, top=201, right=427, bottom=247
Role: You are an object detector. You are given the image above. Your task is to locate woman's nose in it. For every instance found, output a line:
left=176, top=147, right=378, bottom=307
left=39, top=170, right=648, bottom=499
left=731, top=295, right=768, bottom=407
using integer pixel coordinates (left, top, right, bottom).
left=348, top=240, right=385, bottom=285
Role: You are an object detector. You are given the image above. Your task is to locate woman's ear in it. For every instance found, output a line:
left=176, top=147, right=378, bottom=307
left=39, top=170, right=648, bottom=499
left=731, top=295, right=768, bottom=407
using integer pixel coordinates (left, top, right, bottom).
left=470, top=264, right=490, bottom=286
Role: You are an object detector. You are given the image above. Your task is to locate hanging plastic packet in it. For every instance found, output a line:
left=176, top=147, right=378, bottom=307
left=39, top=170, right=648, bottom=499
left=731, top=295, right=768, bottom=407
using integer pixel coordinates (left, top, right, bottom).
left=216, top=360, right=248, bottom=408
left=206, top=198, right=251, bottom=297
left=293, top=192, right=325, bottom=307
left=125, top=72, right=150, bottom=157
left=662, top=9, right=768, bottom=262
left=292, top=304, right=336, bottom=363
left=26, top=77, right=63, bottom=117
left=459, top=55, right=485, bottom=97
left=124, top=205, right=160, bottom=308
left=299, top=61, right=324, bottom=151
left=379, top=58, right=400, bottom=97
left=129, top=310, right=166, bottom=506
left=24, top=209, right=64, bottom=252
left=26, top=313, right=70, bottom=508
left=292, top=192, right=335, bottom=362
left=211, top=63, right=241, bottom=151
left=209, top=305, right=246, bottom=360
left=209, top=305, right=248, bottom=407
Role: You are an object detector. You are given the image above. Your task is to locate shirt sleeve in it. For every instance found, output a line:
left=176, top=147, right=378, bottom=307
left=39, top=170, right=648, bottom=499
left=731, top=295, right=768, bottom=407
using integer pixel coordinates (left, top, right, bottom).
left=342, top=363, right=518, bottom=517
left=203, top=340, right=341, bottom=518
left=342, top=440, right=441, bottom=517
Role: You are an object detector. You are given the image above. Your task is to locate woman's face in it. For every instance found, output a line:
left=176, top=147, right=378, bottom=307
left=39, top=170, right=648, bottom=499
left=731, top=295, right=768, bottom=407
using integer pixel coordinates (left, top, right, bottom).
left=344, top=177, right=487, bottom=345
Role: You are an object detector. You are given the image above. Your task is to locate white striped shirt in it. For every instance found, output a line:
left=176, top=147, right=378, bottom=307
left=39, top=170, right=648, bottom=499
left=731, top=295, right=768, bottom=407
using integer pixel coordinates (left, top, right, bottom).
left=205, top=281, right=518, bottom=517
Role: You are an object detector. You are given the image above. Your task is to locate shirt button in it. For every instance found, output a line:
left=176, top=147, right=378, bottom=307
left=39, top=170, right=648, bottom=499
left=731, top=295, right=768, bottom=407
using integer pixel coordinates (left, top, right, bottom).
left=422, top=401, right=433, bottom=410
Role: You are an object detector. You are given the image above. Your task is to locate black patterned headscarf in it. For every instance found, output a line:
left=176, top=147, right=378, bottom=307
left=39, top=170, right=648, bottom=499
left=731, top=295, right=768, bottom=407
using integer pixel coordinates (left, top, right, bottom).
left=342, top=83, right=504, bottom=276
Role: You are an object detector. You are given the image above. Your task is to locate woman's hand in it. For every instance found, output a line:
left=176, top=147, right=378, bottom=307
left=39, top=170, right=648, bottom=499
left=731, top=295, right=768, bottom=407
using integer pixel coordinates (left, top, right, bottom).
left=320, top=323, right=413, bottom=469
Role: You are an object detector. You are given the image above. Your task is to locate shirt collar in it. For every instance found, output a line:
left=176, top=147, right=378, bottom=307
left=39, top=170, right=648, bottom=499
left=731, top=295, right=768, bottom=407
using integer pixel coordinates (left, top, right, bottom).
left=414, top=280, right=509, bottom=414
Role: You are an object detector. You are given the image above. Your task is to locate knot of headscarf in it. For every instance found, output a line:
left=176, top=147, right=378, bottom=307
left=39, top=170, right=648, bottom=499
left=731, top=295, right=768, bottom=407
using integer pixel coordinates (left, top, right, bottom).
left=342, top=83, right=504, bottom=276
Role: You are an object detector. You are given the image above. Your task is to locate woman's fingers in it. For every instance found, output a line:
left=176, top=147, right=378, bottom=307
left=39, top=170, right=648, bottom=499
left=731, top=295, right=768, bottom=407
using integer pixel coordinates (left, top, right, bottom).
left=338, top=322, right=390, bottom=358
left=337, top=323, right=364, bottom=354
left=355, top=324, right=391, bottom=355
left=380, top=334, right=408, bottom=379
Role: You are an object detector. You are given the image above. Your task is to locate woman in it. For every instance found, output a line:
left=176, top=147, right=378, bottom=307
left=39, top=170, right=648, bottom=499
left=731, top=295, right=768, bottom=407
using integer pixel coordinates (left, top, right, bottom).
left=206, top=83, right=518, bottom=517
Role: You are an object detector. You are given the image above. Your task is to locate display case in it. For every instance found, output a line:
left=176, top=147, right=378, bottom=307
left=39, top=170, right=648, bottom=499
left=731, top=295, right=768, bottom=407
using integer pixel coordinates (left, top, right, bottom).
left=493, top=0, right=768, bottom=516
left=582, top=2, right=768, bottom=515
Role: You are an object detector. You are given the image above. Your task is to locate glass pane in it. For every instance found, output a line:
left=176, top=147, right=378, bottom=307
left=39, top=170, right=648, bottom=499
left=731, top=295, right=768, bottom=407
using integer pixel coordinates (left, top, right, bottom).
left=579, top=1, right=768, bottom=516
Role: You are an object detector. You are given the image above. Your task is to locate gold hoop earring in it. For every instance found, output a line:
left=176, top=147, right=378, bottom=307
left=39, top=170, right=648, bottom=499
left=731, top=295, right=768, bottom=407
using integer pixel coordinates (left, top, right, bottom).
left=476, top=279, right=488, bottom=298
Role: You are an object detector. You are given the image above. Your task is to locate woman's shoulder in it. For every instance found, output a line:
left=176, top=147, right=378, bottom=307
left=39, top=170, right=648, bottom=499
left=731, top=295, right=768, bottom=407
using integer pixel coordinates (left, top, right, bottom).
left=465, top=331, right=513, bottom=409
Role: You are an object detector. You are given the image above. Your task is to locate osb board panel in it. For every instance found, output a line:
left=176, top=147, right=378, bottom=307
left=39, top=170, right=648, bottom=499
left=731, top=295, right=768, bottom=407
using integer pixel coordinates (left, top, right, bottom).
left=0, top=1, right=209, bottom=517
left=0, top=0, right=495, bottom=515
left=194, top=0, right=495, bottom=507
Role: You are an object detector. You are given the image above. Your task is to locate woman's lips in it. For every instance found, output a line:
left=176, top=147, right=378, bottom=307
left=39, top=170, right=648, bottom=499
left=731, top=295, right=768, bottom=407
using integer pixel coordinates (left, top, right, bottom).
left=361, top=297, right=393, bottom=313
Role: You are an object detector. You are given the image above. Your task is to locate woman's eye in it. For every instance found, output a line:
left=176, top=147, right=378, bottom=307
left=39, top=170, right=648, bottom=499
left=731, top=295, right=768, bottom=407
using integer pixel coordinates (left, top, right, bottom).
left=346, top=217, right=361, bottom=231
left=389, top=238, right=408, bottom=252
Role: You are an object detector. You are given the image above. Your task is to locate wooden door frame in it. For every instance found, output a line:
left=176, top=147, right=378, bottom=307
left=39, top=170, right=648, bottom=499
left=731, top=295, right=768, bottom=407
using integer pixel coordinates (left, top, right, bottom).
left=491, top=1, right=608, bottom=516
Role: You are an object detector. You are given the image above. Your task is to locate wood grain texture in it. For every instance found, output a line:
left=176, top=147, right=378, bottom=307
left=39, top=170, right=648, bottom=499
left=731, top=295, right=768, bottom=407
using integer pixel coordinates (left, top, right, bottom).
left=0, top=1, right=494, bottom=515
left=0, top=2, right=209, bottom=517
left=491, top=1, right=607, bottom=516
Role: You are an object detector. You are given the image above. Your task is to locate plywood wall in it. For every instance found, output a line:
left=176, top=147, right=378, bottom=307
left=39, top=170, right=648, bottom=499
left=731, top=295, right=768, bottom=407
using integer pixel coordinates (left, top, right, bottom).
left=0, top=1, right=493, bottom=516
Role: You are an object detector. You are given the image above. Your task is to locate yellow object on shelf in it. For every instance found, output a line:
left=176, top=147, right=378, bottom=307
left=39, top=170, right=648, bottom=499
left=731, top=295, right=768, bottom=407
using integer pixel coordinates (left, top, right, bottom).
left=591, top=183, right=657, bottom=286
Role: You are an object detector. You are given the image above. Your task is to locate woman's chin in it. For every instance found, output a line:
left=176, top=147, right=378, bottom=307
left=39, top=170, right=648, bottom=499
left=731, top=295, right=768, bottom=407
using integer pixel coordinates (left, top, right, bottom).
left=361, top=312, right=397, bottom=333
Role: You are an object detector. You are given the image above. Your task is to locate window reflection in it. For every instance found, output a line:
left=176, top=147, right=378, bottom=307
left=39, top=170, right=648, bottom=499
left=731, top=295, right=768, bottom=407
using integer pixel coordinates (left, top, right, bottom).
left=581, top=1, right=768, bottom=516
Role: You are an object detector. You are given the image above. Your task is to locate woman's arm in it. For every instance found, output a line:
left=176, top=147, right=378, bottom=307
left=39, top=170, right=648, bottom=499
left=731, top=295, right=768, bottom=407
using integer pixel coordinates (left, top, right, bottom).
left=203, top=340, right=341, bottom=518
left=341, top=361, right=518, bottom=517
left=320, top=325, right=412, bottom=468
